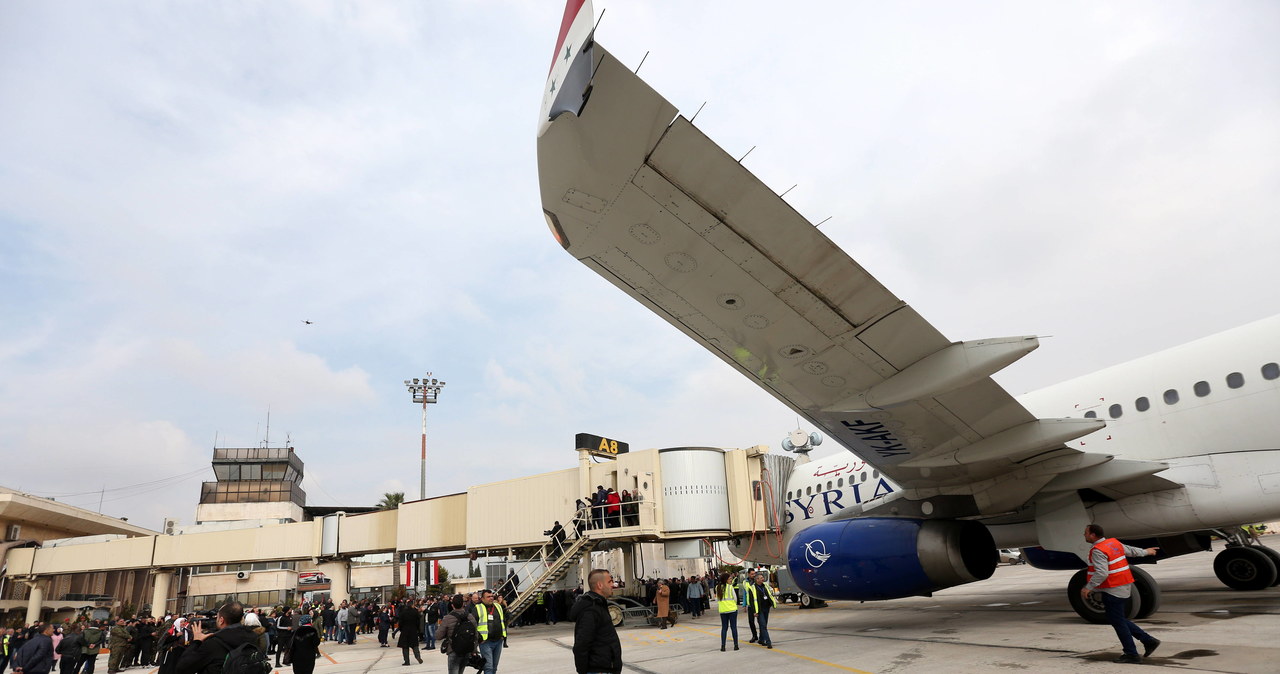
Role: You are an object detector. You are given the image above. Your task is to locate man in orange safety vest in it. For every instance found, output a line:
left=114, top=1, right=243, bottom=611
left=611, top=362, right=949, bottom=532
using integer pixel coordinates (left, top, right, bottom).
left=1081, top=524, right=1161, bottom=664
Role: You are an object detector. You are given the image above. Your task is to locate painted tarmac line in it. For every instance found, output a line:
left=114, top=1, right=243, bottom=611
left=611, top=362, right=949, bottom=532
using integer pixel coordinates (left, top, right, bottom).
left=319, top=648, right=338, bottom=664
left=674, top=623, right=875, bottom=673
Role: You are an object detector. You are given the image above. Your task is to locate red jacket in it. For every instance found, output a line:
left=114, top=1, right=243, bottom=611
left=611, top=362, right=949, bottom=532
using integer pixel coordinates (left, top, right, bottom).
left=605, top=492, right=621, bottom=513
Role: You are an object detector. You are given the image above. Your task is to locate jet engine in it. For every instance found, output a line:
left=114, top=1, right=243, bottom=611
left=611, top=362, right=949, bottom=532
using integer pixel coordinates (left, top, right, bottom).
left=787, top=518, right=997, bottom=600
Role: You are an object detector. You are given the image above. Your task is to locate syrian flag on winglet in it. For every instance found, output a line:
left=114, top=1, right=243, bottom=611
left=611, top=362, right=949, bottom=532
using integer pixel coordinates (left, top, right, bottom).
left=539, top=0, right=596, bottom=132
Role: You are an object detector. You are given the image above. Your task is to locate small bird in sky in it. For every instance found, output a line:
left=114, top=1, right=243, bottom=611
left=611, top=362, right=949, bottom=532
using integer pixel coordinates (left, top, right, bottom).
left=302, top=320, right=314, bottom=325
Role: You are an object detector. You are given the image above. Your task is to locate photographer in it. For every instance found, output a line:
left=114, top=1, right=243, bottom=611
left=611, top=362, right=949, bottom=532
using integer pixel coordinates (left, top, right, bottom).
left=174, top=604, right=256, bottom=674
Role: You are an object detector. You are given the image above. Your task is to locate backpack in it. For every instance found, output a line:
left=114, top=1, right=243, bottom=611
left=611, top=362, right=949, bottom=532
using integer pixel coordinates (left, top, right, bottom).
left=219, top=642, right=271, bottom=674
left=446, top=610, right=477, bottom=655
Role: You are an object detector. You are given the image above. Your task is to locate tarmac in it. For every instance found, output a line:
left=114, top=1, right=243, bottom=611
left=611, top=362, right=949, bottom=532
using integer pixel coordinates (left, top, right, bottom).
left=93, top=538, right=1280, bottom=673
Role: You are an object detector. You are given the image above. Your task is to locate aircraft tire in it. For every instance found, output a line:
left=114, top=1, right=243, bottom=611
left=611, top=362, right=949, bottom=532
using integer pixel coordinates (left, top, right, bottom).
left=799, top=593, right=812, bottom=609
left=1131, top=567, right=1161, bottom=619
left=607, top=602, right=624, bottom=627
left=1249, top=545, right=1280, bottom=586
left=1214, top=545, right=1278, bottom=591
left=1067, top=569, right=1141, bottom=624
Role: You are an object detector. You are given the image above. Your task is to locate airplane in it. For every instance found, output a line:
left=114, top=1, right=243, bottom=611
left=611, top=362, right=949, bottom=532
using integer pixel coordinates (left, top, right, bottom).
left=535, top=0, right=1280, bottom=623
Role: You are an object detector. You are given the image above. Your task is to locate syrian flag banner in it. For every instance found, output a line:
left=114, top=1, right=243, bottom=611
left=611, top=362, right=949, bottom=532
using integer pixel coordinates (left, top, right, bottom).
left=430, top=560, right=440, bottom=585
left=404, top=559, right=414, bottom=587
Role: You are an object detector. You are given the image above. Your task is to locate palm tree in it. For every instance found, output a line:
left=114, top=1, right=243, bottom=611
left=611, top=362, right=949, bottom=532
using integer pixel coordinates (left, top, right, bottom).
left=377, top=492, right=405, bottom=510
left=376, top=492, right=406, bottom=591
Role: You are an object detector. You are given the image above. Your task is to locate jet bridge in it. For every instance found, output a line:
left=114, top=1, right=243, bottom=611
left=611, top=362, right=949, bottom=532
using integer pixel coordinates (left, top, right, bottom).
left=4, top=445, right=784, bottom=622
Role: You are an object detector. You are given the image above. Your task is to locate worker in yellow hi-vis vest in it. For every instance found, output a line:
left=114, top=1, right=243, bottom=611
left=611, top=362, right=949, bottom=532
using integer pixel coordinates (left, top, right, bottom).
left=744, top=571, right=779, bottom=649
left=715, top=573, right=739, bottom=652
left=473, top=590, right=507, bottom=673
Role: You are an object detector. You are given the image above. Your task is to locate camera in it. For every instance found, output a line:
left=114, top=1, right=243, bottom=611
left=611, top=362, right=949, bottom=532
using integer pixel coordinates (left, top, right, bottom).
left=197, top=612, right=218, bottom=633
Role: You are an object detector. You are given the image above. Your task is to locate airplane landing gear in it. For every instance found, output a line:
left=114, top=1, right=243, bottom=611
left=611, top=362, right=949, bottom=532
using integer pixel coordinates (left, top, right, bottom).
left=1130, top=567, right=1161, bottom=619
left=1066, top=568, right=1148, bottom=624
left=798, top=592, right=828, bottom=609
left=1213, top=528, right=1280, bottom=590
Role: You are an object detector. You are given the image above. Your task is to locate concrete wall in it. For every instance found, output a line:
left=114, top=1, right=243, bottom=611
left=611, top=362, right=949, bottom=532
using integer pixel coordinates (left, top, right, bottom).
left=156, top=520, right=318, bottom=566
left=188, top=569, right=297, bottom=596
left=397, top=494, right=467, bottom=552
left=349, top=563, right=394, bottom=589
left=467, top=468, right=579, bottom=550
left=337, top=510, right=398, bottom=556
left=195, top=501, right=303, bottom=523
left=5, top=536, right=156, bottom=576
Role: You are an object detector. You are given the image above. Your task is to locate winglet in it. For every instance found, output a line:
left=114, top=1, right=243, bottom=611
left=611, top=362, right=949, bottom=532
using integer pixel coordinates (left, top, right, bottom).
left=539, top=0, right=596, bottom=137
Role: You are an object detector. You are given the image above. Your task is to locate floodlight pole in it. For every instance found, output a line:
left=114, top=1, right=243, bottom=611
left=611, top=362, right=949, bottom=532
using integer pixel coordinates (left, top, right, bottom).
left=404, top=374, right=446, bottom=501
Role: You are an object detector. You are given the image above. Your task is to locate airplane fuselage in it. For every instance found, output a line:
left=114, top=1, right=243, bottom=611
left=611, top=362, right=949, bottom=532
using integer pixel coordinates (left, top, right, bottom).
left=751, top=315, right=1280, bottom=566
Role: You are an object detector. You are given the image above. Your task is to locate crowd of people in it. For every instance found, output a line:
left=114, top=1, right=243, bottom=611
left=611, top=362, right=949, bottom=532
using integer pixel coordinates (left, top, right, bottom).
left=576, top=485, right=643, bottom=531
left=0, top=566, right=779, bottom=674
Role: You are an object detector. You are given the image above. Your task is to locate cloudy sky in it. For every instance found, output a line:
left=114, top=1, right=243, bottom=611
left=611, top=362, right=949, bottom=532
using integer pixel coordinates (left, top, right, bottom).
left=2, top=1, right=1276, bottom=532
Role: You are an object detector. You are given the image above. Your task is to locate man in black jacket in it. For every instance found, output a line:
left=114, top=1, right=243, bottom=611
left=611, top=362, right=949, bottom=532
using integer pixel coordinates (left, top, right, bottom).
left=10, top=624, right=55, bottom=674
left=174, top=603, right=256, bottom=674
left=569, top=569, right=621, bottom=674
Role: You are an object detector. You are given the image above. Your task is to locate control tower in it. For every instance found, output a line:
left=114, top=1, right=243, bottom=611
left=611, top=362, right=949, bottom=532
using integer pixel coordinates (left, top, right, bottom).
left=196, top=447, right=306, bottom=523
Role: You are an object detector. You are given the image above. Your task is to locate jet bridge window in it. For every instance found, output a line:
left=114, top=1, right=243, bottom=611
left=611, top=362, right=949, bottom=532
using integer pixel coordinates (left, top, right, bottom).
left=1262, top=362, right=1278, bottom=380
left=1109, top=404, right=1123, bottom=419
left=1194, top=380, right=1211, bottom=397
left=1226, top=372, right=1244, bottom=389
left=1135, top=396, right=1150, bottom=412
left=1163, top=389, right=1180, bottom=405
left=1084, top=410, right=1097, bottom=419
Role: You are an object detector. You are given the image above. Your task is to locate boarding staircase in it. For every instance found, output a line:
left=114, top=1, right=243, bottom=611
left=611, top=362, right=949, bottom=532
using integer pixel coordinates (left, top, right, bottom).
left=506, top=534, right=598, bottom=623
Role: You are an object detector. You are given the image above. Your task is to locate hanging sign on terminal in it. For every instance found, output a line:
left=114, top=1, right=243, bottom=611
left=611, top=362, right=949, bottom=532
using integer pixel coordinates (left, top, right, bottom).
left=576, top=432, right=629, bottom=458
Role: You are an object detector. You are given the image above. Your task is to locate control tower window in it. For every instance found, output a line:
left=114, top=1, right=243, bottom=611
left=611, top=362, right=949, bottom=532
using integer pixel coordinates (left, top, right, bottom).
left=1163, top=389, right=1179, bottom=405
left=1194, top=380, right=1211, bottom=397
left=1226, top=372, right=1244, bottom=389
left=1135, top=397, right=1150, bottom=412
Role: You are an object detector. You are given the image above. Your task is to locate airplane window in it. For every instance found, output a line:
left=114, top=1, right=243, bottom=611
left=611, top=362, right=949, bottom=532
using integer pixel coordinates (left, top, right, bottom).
left=806, top=486, right=812, bottom=496
left=1163, top=389, right=1179, bottom=405
left=861, top=473, right=867, bottom=482
left=1194, top=380, right=1211, bottom=397
left=873, top=470, right=880, bottom=479
left=1109, top=404, right=1122, bottom=419
left=1084, top=410, right=1097, bottom=419
left=787, top=491, right=792, bottom=500
left=1263, top=363, right=1279, bottom=380
left=1135, top=397, right=1150, bottom=412
left=827, top=481, right=833, bottom=490
left=1226, top=372, right=1244, bottom=389
left=838, top=478, right=844, bottom=487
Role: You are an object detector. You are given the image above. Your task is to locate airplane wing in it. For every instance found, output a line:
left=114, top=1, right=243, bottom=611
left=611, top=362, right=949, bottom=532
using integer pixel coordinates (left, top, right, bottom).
left=536, top=7, right=1176, bottom=520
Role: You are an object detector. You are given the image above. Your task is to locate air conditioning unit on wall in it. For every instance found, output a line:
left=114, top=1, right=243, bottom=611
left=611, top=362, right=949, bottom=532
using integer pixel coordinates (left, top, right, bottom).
left=5, top=524, right=20, bottom=541
left=162, top=518, right=179, bottom=535
left=236, top=571, right=250, bottom=580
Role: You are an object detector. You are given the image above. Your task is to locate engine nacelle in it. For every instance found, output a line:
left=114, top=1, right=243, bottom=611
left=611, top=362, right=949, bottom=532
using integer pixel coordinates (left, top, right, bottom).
left=787, top=518, right=997, bottom=600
